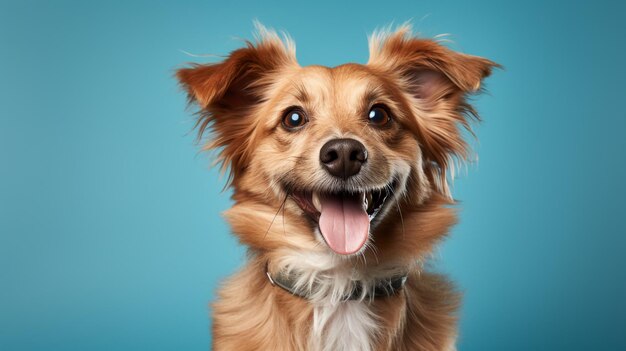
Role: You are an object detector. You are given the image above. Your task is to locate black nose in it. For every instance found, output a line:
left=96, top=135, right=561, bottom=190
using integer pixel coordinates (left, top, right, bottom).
left=319, top=138, right=368, bottom=179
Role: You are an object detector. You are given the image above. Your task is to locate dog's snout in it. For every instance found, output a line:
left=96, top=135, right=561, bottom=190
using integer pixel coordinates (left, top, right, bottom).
left=320, top=138, right=368, bottom=179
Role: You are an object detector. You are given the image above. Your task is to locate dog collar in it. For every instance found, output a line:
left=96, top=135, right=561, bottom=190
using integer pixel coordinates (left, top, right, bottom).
left=265, top=262, right=408, bottom=301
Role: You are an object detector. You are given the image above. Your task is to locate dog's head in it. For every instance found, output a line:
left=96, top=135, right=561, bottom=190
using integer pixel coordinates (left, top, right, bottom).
left=177, top=25, right=497, bottom=263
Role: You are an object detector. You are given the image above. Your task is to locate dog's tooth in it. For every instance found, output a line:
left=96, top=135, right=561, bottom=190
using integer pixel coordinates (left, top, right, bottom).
left=366, top=192, right=373, bottom=211
left=361, top=192, right=368, bottom=211
left=312, top=192, right=322, bottom=212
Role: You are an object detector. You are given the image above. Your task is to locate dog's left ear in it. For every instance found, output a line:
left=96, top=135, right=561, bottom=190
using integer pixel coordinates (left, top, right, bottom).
left=176, top=26, right=297, bottom=183
left=368, top=26, right=500, bottom=197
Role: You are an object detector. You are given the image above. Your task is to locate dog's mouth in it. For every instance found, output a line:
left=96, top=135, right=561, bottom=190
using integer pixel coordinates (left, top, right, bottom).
left=290, top=179, right=397, bottom=255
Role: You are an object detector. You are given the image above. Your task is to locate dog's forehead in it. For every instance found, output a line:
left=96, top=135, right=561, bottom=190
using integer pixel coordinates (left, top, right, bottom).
left=286, top=64, right=380, bottom=106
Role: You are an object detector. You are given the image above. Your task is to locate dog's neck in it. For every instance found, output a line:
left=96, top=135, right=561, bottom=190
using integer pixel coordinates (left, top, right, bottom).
left=266, top=261, right=408, bottom=301
left=265, top=249, right=412, bottom=304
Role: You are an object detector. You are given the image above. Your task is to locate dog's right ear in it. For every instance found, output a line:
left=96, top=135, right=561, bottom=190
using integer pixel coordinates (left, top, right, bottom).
left=176, top=26, right=297, bottom=181
left=177, top=37, right=296, bottom=108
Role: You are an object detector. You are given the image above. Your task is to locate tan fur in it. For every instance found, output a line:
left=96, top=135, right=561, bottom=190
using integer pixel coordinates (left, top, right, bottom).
left=177, top=23, right=497, bottom=350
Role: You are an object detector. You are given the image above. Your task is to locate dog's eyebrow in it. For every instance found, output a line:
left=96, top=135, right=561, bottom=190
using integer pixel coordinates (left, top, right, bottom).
left=289, top=83, right=310, bottom=103
left=364, top=89, right=380, bottom=105
left=361, top=84, right=386, bottom=109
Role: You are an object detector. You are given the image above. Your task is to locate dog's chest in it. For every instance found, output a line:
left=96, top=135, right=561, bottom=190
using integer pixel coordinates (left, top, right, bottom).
left=309, top=300, right=378, bottom=351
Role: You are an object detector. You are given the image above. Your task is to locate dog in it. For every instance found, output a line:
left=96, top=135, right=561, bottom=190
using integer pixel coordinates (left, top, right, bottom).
left=177, top=24, right=497, bottom=351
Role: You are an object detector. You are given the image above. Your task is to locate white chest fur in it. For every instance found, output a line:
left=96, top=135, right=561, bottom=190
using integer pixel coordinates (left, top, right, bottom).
left=309, top=300, right=378, bottom=351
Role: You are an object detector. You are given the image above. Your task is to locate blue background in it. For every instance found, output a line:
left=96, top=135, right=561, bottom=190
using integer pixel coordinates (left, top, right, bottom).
left=1, top=0, right=625, bottom=350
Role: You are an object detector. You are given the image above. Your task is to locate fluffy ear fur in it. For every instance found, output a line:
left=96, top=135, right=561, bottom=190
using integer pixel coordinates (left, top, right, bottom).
left=176, top=26, right=297, bottom=183
left=368, top=25, right=499, bottom=197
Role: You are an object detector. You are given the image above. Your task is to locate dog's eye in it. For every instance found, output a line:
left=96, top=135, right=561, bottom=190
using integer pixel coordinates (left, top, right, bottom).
left=368, top=105, right=391, bottom=127
left=282, top=108, right=308, bottom=130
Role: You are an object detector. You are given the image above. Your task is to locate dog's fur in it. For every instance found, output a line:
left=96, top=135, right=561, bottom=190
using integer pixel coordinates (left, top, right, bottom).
left=177, top=24, right=497, bottom=351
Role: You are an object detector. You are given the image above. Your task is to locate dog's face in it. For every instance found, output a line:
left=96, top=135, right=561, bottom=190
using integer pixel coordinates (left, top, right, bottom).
left=178, top=26, right=496, bottom=262
left=251, top=64, right=422, bottom=255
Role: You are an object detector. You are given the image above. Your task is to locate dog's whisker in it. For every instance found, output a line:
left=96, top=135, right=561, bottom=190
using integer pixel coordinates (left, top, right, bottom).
left=396, top=200, right=405, bottom=241
left=383, top=180, right=405, bottom=240
left=282, top=191, right=287, bottom=236
left=263, top=192, right=290, bottom=239
left=371, top=244, right=380, bottom=265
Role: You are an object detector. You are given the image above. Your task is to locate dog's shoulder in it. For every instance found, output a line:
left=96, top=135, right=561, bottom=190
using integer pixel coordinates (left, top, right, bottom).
left=211, top=260, right=313, bottom=351
left=392, top=271, right=461, bottom=351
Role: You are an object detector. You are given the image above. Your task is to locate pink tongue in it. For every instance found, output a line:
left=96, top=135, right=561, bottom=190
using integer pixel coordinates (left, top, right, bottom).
left=319, top=194, right=370, bottom=255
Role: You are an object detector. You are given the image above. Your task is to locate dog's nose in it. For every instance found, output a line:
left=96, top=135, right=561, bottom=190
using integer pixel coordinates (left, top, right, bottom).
left=319, top=138, right=368, bottom=179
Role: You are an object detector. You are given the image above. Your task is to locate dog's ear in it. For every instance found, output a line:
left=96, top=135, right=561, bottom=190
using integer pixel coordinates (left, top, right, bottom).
left=368, top=26, right=499, bottom=197
left=176, top=27, right=297, bottom=183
